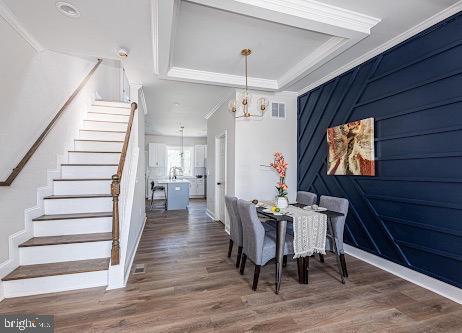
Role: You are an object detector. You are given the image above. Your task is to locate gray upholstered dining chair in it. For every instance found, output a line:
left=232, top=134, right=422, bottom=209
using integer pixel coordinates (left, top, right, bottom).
left=225, top=195, right=244, bottom=268
left=237, top=199, right=294, bottom=291
left=296, top=191, right=317, bottom=206
left=318, top=195, right=349, bottom=278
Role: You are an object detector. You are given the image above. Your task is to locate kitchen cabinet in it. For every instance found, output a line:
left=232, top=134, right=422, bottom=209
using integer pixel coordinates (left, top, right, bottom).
left=189, top=179, right=197, bottom=196
left=188, top=178, right=205, bottom=197
left=194, top=145, right=207, bottom=168
left=149, top=143, right=166, bottom=168
left=196, top=178, right=205, bottom=196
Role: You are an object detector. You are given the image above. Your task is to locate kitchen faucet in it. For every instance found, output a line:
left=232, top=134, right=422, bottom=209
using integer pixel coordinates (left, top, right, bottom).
left=169, top=166, right=184, bottom=180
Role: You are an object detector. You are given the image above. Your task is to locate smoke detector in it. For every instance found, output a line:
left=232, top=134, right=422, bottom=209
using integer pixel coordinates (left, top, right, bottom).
left=56, top=2, right=80, bottom=18
left=117, top=48, right=129, bottom=58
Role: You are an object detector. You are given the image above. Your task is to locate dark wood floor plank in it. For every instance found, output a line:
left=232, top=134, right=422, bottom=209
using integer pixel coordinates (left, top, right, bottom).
left=0, top=199, right=460, bottom=333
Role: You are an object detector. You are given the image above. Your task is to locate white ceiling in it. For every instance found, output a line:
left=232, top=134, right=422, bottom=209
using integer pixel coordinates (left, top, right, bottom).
left=2, top=0, right=461, bottom=136
left=143, top=78, right=231, bottom=137
left=173, top=1, right=332, bottom=80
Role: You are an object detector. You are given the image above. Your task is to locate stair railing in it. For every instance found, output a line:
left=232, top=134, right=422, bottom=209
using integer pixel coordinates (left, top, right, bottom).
left=0, top=59, right=102, bottom=186
left=111, top=101, right=138, bottom=265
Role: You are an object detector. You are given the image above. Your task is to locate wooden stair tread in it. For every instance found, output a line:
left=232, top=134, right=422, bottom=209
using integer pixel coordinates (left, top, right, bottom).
left=33, top=212, right=112, bottom=221
left=44, top=194, right=112, bottom=199
left=53, top=178, right=112, bottom=181
left=61, top=163, right=118, bottom=166
left=84, top=119, right=128, bottom=124
left=19, top=233, right=112, bottom=247
left=2, top=258, right=110, bottom=281
left=79, top=129, right=126, bottom=133
left=87, top=112, right=129, bottom=116
left=75, top=139, right=124, bottom=143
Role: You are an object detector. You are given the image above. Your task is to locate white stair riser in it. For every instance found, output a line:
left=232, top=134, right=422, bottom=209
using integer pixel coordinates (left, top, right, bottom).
left=83, top=120, right=127, bottom=132
left=79, top=130, right=125, bottom=141
left=19, top=241, right=111, bottom=265
left=45, top=197, right=112, bottom=214
left=53, top=180, right=111, bottom=195
left=62, top=165, right=117, bottom=179
left=3, top=270, right=108, bottom=298
left=87, top=113, right=129, bottom=122
left=33, top=217, right=112, bottom=237
left=74, top=140, right=123, bottom=152
left=93, top=101, right=131, bottom=108
left=69, top=152, right=120, bottom=164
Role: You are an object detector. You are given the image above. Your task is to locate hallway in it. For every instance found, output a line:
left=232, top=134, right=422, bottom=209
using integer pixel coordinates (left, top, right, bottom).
left=0, top=200, right=461, bottom=332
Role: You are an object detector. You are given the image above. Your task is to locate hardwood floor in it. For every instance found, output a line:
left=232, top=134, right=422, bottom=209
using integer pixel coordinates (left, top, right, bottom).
left=1, top=199, right=461, bottom=332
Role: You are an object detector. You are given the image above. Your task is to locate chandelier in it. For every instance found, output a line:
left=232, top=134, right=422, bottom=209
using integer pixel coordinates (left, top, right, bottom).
left=228, top=49, right=268, bottom=118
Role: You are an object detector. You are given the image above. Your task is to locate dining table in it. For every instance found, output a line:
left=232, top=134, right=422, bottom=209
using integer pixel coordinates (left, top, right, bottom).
left=257, top=203, right=345, bottom=294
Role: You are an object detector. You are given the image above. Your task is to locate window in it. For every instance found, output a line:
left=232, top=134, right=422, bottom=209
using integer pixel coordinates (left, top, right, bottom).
left=166, top=146, right=194, bottom=176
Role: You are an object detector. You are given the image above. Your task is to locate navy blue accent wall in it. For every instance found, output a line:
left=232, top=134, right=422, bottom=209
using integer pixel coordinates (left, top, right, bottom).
left=297, top=12, right=462, bottom=288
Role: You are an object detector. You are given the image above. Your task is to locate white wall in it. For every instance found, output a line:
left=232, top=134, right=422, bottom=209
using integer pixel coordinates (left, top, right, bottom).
left=206, top=90, right=298, bottom=220
left=206, top=99, right=236, bottom=218
left=0, top=16, right=121, bottom=264
left=235, top=91, right=298, bottom=203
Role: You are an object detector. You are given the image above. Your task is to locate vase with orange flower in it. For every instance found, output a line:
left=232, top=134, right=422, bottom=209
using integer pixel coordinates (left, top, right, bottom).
left=270, top=152, right=289, bottom=209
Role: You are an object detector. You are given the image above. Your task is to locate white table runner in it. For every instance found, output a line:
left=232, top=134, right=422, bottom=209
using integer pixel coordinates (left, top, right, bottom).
left=257, top=201, right=327, bottom=258
left=286, top=205, right=327, bottom=258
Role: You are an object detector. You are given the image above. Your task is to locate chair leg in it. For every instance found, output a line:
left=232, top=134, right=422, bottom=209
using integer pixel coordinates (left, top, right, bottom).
left=319, top=253, right=325, bottom=263
left=303, top=256, right=310, bottom=284
left=236, top=246, right=243, bottom=268
left=227, top=239, right=233, bottom=258
left=150, top=190, right=154, bottom=208
left=252, top=265, right=261, bottom=291
left=297, top=258, right=303, bottom=283
left=283, top=255, right=288, bottom=267
left=239, top=254, right=247, bottom=275
left=340, top=254, right=348, bottom=278
left=164, top=189, right=167, bottom=210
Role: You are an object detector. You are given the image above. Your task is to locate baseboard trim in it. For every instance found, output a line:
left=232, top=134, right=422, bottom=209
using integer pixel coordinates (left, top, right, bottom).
left=344, top=244, right=462, bottom=305
left=206, top=209, right=218, bottom=221
left=124, top=215, right=147, bottom=286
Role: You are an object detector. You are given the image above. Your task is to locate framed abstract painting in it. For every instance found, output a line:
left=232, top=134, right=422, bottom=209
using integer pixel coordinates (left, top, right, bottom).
left=327, top=117, right=375, bottom=176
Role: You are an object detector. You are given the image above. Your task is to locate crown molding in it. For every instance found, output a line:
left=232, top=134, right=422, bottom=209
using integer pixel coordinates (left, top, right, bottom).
left=297, top=0, right=462, bottom=96
left=150, top=0, right=159, bottom=75
left=234, top=0, right=380, bottom=34
left=204, top=91, right=235, bottom=120
left=278, top=36, right=348, bottom=89
left=0, top=0, right=43, bottom=52
left=188, top=0, right=380, bottom=36
left=167, top=67, right=279, bottom=90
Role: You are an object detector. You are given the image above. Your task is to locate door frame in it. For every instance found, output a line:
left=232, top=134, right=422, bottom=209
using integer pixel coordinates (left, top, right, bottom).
left=214, top=130, right=228, bottom=231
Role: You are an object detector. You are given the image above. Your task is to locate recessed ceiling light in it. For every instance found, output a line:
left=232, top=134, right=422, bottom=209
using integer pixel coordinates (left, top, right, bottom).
left=56, top=2, right=80, bottom=18
left=173, top=102, right=180, bottom=107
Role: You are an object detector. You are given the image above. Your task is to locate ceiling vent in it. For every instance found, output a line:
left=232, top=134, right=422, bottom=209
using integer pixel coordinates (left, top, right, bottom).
left=271, top=102, right=286, bottom=119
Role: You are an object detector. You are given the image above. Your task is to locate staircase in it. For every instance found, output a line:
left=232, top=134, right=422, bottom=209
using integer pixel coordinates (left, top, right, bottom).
left=1, top=100, right=131, bottom=298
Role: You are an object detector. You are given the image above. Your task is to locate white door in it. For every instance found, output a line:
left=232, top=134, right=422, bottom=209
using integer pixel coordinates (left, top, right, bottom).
left=216, top=135, right=226, bottom=228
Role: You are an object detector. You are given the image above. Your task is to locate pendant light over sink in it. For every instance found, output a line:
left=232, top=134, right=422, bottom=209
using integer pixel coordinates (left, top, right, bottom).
left=228, top=49, right=268, bottom=118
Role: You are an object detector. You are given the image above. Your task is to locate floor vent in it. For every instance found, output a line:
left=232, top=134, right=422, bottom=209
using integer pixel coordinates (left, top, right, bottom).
left=133, top=264, right=145, bottom=274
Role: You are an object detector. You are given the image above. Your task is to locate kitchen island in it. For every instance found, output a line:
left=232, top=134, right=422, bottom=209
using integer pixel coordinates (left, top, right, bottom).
left=157, top=179, right=190, bottom=210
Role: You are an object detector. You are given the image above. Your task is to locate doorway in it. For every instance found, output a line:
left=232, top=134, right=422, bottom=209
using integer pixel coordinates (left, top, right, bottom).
left=215, top=131, right=228, bottom=232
